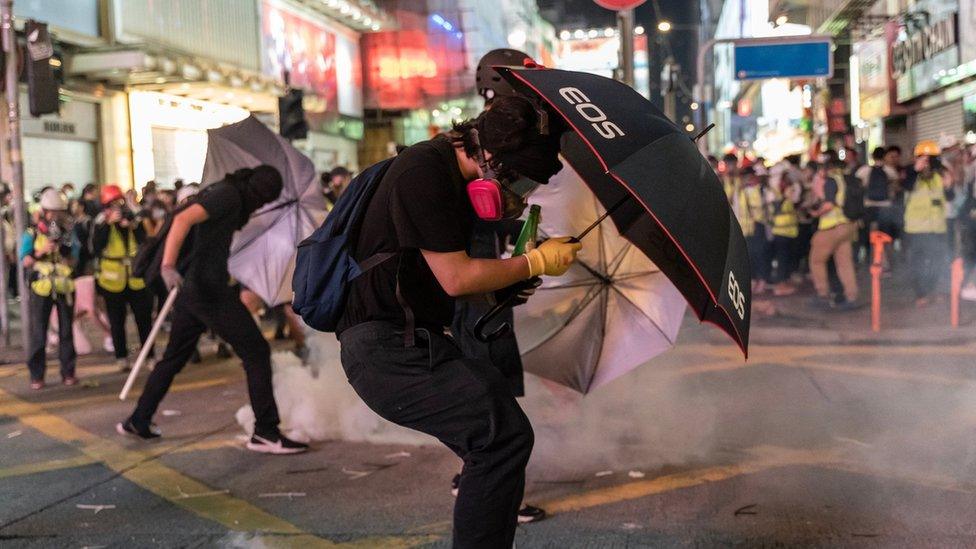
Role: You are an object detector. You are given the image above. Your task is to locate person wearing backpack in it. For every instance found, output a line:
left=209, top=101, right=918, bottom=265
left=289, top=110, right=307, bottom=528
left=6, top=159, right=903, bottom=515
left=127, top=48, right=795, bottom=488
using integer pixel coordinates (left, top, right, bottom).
left=333, top=96, right=578, bottom=548
left=857, top=147, right=893, bottom=258
left=118, top=166, right=308, bottom=455
left=903, top=140, right=955, bottom=307
left=808, top=153, right=860, bottom=310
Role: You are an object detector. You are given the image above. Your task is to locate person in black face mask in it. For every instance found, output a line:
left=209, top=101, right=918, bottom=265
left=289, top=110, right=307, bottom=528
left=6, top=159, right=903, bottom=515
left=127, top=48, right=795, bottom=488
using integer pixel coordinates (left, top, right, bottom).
left=337, top=96, right=580, bottom=548
left=118, top=165, right=308, bottom=455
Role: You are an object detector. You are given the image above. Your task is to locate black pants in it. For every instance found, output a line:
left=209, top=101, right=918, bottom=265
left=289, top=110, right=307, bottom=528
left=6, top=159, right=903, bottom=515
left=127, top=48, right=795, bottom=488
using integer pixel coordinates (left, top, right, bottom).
left=747, top=224, right=771, bottom=283
left=770, top=235, right=796, bottom=284
left=452, top=300, right=525, bottom=397
left=907, top=233, right=947, bottom=299
left=340, top=321, right=534, bottom=549
left=130, top=291, right=280, bottom=436
left=101, top=286, right=154, bottom=359
left=27, top=293, right=76, bottom=382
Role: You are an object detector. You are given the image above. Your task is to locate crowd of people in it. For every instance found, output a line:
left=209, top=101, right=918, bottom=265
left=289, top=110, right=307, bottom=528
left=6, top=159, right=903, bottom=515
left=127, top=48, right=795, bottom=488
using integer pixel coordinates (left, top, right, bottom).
left=712, top=134, right=976, bottom=311
left=0, top=169, right=346, bottom=390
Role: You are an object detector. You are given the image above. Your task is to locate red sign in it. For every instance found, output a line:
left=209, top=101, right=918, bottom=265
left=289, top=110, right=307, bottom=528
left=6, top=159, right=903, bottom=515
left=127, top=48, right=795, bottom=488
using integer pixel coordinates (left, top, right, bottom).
left=361, top=11, right=468, bottom=110
left=593, top=0, right=647, bottom=10
left=261, top=1, right=338, bottom=109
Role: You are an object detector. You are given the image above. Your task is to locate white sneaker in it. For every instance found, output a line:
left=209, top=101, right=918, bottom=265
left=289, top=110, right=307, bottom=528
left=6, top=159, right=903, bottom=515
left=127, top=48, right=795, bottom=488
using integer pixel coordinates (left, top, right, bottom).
left=961, top=285, right=976, bottom=302
left=103, top=336, right=115, bottom=353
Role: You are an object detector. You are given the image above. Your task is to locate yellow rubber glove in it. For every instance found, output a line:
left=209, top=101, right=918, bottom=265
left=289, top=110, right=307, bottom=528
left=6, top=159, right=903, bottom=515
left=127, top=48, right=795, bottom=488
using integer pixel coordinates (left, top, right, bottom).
left=524, top=237, right=582, bottom=277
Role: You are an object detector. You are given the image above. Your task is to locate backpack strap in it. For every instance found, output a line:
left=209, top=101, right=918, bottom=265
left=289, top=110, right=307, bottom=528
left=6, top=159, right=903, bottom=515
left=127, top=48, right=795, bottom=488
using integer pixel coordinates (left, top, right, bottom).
left=357, top=252, right=396, bottom=272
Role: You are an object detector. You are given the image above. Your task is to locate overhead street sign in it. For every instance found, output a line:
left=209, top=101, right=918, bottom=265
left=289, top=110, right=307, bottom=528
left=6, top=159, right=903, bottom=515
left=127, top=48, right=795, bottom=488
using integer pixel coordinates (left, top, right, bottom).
left=733, top=36, right=833, bottom=81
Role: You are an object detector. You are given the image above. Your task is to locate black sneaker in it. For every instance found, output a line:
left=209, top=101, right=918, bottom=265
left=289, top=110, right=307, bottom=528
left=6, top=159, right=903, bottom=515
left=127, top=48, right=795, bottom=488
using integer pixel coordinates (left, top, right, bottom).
left=451, top=473, right=460, bottom=497
left=116, top=419, right=161, bottom=440
left=246, top=432, right=309, bottom=455
left=517, top=505, right=547, bottom=523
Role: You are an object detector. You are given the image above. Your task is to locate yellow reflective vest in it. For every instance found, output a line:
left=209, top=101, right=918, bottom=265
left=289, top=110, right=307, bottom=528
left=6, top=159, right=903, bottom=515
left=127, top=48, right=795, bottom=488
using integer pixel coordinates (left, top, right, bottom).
left=819, top=173, right=850, bottom=231
left=904, top=172, right=947, bottom=234
left=771, top=191, right=799, bottom=238
left=29, top=232, right=74, bottom=298
left=96, top=226, right=146, bottom=293
left=734, top=185, right=764, bottom=237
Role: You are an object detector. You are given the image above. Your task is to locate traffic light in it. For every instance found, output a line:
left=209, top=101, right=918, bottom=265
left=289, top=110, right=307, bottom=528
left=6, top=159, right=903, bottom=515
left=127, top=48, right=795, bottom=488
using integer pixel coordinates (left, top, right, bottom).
left=278, top=88, right=308, bottom=141
left=24, top=20, right=59, bottom=116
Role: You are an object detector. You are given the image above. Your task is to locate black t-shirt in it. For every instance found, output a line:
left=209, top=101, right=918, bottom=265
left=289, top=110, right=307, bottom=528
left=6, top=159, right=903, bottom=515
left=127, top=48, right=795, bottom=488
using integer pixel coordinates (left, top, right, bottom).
left=182, top=181, right=243, bottom=301
left=338, top=137, right=473, bottom=332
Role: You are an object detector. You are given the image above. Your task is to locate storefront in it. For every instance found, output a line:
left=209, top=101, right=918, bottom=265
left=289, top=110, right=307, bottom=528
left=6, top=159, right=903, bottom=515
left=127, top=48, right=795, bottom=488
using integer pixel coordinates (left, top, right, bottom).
left=886, top=0, right=974, bottom=146
left=19, top=94, right=101, bottom=196
left=128, top=91, right=249, bottom=187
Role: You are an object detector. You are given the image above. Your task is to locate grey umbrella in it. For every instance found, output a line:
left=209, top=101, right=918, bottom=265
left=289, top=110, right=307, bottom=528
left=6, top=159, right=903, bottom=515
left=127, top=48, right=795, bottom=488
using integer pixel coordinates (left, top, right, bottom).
left=201, top=115, right=327, bottom=306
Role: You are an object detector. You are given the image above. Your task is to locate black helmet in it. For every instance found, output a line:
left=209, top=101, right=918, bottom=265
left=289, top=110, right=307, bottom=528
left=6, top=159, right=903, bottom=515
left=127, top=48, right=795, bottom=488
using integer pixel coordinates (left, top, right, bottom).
left=476, top=49, right=533, bottom=102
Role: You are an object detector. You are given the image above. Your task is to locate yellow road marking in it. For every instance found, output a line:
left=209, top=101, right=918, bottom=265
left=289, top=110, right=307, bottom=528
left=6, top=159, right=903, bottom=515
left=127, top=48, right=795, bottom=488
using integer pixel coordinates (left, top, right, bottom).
left=777, top=361, right=976, bottom=387
left=34, top=377, right=238, bottom=412
left=668, top=351, right=976, bottom=388
left=540, top=446, right=839, bottom=515
left=0, top=387, right=436, bottom=548
left=0, top=454, right=98, bottom=479
left=0, top=438, right=242, bottom=481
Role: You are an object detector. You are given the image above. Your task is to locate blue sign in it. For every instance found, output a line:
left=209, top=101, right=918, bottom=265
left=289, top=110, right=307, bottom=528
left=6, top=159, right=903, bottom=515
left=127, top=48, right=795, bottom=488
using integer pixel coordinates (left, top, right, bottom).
left=734, top=38, right=832, bottom=80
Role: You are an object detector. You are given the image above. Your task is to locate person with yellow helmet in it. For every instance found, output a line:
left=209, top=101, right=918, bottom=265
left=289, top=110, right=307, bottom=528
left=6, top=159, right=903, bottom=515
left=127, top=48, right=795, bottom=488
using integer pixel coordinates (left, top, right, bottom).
left=20, top=188, right=79, bottom=390
left=91, top=184, right=154, bottom=372
left=903, top=140, right=955, bottom=307
left=808, top=151, right=859, bottom=310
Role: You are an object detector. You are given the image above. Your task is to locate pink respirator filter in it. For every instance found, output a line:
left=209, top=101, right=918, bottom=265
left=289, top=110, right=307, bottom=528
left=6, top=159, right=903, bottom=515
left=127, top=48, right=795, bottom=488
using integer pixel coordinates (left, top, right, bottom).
left=467, top=179, right=504, bottom=221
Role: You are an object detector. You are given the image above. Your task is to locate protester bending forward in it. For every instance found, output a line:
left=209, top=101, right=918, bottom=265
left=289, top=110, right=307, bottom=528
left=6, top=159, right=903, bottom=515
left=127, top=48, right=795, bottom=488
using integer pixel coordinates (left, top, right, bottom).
left=118, top=166, right=308, bottom=455
left=336, top=96, right=580, bottom=548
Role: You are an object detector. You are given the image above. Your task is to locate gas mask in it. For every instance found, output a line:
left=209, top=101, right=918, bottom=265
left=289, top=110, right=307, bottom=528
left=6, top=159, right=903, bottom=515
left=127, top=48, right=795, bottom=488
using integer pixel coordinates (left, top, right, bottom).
left=466, top=130, right=542, bottom=221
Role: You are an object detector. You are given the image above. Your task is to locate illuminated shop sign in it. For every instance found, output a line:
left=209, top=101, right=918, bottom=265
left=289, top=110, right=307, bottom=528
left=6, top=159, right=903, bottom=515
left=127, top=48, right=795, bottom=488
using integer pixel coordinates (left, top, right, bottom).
left=891, top=13, right=958, bottom=78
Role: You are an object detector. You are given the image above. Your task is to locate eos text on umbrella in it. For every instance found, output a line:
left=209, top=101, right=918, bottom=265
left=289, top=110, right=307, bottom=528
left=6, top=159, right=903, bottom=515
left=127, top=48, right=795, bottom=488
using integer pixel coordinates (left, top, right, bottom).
left=727, top=271, right=746, bottom=320
left=558, top=87, right=626, bottom=139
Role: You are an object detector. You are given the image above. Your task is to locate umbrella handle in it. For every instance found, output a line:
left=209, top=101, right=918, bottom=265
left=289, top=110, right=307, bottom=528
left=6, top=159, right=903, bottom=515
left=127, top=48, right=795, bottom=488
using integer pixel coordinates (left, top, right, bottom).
left=473, top=295, right=517, bottom=343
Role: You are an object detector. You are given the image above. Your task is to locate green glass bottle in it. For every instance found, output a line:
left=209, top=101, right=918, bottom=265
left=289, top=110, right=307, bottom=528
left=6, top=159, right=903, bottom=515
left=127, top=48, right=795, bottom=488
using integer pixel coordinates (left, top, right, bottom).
left=512, top=205, right=541, bottom=256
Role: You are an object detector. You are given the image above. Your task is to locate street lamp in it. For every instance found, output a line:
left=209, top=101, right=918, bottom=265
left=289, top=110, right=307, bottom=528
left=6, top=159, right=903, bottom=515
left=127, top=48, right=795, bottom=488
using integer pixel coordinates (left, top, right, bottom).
left=657, top=20, right=672, bottom=33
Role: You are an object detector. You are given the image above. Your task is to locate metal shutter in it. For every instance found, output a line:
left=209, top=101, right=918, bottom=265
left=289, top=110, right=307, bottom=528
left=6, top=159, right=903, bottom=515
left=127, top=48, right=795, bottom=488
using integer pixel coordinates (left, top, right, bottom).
left=912, top=100, right=964, bottom=144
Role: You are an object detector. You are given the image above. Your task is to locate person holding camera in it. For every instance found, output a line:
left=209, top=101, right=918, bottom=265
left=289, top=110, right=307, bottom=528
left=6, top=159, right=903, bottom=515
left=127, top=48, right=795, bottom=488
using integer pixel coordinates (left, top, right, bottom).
left=20, top=188, right=79, bottom=389
left=904, top=140, right=955, bottom=307
left=91, top=184, right=154, bottom=372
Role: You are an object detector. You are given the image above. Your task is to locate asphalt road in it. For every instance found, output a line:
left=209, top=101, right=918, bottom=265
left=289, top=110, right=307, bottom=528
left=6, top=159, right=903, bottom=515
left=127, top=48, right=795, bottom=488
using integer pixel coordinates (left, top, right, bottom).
left=1, top=332, right=976, bottom=548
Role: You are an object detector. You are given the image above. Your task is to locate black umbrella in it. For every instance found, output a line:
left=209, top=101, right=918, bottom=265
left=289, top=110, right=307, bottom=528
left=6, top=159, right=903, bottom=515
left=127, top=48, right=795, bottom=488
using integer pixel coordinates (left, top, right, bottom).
left=498, top=66, right=751, bottom=354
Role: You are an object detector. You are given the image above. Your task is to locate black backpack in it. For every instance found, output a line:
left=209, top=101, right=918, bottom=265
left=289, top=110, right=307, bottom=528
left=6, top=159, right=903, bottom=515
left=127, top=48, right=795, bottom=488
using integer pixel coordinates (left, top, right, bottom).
left=842, top=173, right=866, bottom=221
left=866, top=165, right=889, bottom=202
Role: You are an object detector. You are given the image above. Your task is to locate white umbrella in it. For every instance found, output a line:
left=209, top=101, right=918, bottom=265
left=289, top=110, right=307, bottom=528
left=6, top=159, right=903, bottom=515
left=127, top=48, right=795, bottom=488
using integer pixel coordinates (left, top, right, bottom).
left=514, top=163, right=687, bottom=394
left=201, top=115, right=327, bottom=306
